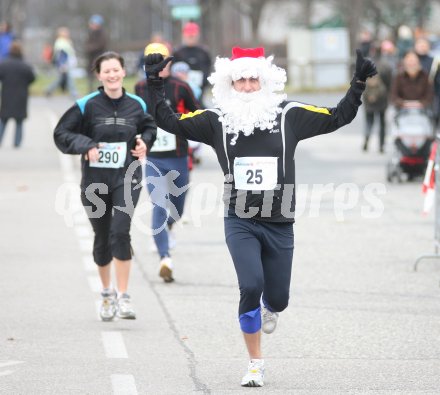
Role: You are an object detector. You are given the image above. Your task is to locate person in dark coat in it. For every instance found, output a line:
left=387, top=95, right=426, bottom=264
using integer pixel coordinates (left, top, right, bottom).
left=0, top=41, right=35, bottom=148
left=172, top=22, right=212, bottom=105
left=414, top=37, right=440, bottom=127
left=85, top=14, right=108, bottom=92
left=362, top=74, right=389, bottom=152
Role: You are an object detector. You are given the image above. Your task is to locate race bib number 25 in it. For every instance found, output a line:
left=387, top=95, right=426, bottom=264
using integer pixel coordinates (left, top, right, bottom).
left=150, top=127, right=176, bottom=152
left=89, top=142, right=127, bottom=168
left=233, top=157, right=278, bottom=190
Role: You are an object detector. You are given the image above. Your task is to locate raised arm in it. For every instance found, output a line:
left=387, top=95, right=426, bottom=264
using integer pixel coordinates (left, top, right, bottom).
left=289, top=50, right=376, bottom=141
left=144, top=53, right=214, bottom=146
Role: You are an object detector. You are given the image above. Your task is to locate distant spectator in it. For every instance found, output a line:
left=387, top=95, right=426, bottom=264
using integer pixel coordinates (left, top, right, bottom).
left=377, top=40, right=399, bottom=82
left=362, top=74, right=389, bottom=153
left=0, top=21, right=15, bottom=60
left=0, top=41, right=35, bottom=148
left=45, top=27, right=78, bottom=99
left=396, top=25, right=414, bottom=59
left=391, top=51, right=433, bottom=110
left=173, top=21, right=212, bottom=105
left=414, top=37, right=440, bottom=126
left=414, top=38, right=435, bottom=74
left=358, top=30, right=373, bottom=57
left=85, top=14, right=108, bottom=92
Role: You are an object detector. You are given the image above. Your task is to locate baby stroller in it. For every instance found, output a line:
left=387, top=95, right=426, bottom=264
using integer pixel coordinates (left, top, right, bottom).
left=386, top=106, right=434, bottom=182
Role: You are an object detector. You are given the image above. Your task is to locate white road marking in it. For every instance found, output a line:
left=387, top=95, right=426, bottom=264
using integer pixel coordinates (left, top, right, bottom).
left=0, top=360, right=24, bottom=369
left=102, top=332, right=128, bottom=358
left=111, top=374, right=138, bottom=395
left=0, top=360, right=24, bottom=377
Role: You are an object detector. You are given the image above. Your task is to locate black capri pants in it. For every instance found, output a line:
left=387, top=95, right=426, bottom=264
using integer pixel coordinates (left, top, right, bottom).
left=224, top=214, right=294, bottom=318
left=81, top=182, right=141, bottom=266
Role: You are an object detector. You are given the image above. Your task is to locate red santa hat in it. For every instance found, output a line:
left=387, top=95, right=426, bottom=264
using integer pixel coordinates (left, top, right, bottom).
left=208, top=46, right=286, bottom=97
left=230, top=46, right=265, bottom=60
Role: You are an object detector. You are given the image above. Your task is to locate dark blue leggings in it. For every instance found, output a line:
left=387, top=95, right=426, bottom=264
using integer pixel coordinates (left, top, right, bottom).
left=145, top=156, right=189, bottom=258
left=224, top=215, right=294, bottom=333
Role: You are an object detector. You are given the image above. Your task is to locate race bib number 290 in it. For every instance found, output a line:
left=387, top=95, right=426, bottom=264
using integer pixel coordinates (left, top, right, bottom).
left=233, top=157, right=278, bottom=190
left=89, top=142, right=127, bottom=168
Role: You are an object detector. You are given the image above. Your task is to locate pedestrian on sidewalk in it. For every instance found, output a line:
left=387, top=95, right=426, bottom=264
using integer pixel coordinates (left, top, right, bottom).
left=362, top=74, right=388, bottom=153
left=135, top=42, right=200, bottom=283
left=361, top=40, right=395, bottom=153
left=54, top=51, right=156, bottom=321
left=45, top=27, right=78, bottom=99
left=0, top=21, right=15, bottom=61
left=0, top=41, right=35, bottom=148
left=143, top=46, right=376, bottom=387
left=84, top=14, right=108, bottom=92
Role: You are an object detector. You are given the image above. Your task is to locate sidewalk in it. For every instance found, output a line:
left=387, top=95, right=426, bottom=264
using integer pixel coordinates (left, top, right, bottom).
left=1, top=95, right=439, bottom=394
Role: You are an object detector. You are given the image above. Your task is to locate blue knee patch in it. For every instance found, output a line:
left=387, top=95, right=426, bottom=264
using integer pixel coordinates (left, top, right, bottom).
left=239, top=307, right=261, bottom=333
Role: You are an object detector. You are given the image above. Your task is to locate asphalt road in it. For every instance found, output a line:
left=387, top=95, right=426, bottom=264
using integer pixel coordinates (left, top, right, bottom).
left=1, top=93, right=439, bottom=394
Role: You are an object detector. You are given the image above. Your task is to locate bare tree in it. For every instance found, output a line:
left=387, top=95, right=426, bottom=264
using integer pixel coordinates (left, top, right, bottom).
left=360, top=0, right=434, bottom=40
left=301, top=0, right=314, bottom=29
left=231, top=0, right=267, bottom=45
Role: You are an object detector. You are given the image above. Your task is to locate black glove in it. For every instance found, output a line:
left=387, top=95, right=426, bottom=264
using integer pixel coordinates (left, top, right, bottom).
left=354, top=49, right=377, bottom=82
left=144, top=53, right=174, bottom=79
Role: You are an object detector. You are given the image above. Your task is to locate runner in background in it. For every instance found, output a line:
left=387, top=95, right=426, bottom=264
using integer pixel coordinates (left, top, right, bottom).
left=173, top=21, right=212, bottom=107
left=135, top=43, right=200, bottom=283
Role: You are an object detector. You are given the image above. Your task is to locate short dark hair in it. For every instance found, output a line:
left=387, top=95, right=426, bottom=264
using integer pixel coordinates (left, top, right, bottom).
left=92, top=51, right=124, bottom=73
left=9, top=40, right=22, bottom=58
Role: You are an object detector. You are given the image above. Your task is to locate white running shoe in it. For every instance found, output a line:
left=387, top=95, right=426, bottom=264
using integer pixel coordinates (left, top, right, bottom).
left=117, top=293, right=136, bottom=319
left=99, top=289, right=117, bottom=322
left=159, top=257, right=174, bottom=283
left=241, top=359, right=265, bottom=387
left=261, top=305, right=279, bottom=334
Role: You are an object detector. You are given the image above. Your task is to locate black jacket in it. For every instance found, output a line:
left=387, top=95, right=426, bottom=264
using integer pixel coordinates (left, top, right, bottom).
left=146, top=79, right=365, bottom=223
left=172, top=45, right=212, bottom=89
left=54, top=87, right=156, bottom=190
left=0, top=55, right=35, bottom=119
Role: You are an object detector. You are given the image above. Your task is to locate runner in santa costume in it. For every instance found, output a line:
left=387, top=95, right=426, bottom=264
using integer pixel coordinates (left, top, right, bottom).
left=144, top=46, right=376, bottom=387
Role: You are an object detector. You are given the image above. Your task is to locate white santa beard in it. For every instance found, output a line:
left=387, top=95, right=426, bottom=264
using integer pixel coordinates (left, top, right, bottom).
left=216, top=88, right=285, bottom=145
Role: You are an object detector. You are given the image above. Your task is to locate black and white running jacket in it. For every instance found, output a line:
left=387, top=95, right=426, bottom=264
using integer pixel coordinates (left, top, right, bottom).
left=146, top=79, right=365, bottom=223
